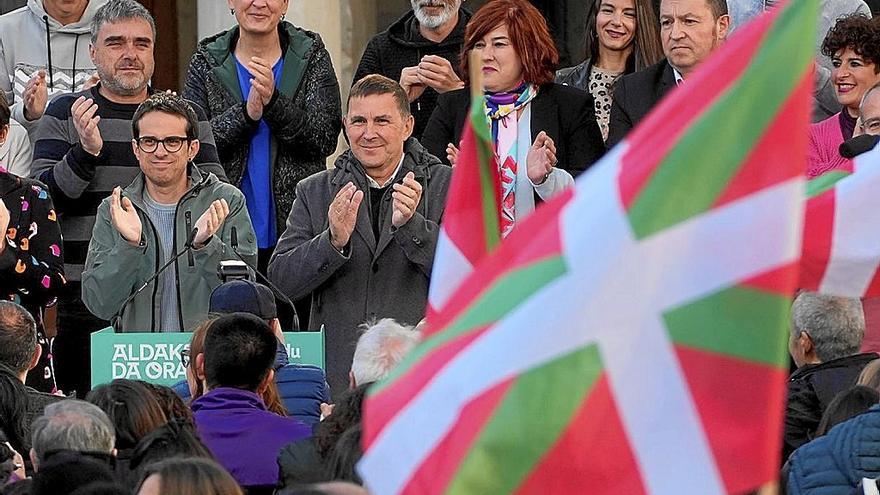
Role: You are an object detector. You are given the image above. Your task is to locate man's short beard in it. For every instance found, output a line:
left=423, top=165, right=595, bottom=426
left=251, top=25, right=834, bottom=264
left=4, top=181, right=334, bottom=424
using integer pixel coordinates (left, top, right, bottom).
left=96, top=68, right=148, bottom=97
left=411, top=0, right=459, bottom=29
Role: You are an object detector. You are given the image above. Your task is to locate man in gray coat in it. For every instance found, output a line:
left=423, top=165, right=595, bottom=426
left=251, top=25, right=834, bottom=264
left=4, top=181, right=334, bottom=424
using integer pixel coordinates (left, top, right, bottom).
left=268, top=75, right=451, bottom=396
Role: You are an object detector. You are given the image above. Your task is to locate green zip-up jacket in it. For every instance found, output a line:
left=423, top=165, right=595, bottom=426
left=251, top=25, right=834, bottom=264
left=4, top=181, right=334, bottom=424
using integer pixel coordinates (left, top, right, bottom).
left=82, top=165, right=257, bottom=332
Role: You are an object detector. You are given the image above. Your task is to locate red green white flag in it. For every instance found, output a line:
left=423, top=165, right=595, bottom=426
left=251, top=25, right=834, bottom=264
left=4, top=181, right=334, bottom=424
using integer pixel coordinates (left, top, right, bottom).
left=426, top=93, right=502, bottom=321
left=800, top=147, right=880, bottom=297
left=360, top=0, right=816, bottom=493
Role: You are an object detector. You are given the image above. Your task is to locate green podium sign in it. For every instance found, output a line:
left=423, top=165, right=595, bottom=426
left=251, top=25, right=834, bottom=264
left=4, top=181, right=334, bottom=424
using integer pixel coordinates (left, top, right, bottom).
left=90, top=327, right=325, bottom=388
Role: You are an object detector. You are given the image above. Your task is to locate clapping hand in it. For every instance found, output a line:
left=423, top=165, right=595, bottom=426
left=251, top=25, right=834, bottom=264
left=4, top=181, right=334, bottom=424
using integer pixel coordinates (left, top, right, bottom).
left=392, top=172, right=423, bottom=228
left=246, top=57, right=276, bottom=121
left=417, top=55, right=464, bottom=94
left=193, top=199, right=230, bottom=248
left=71, top=96, right=103, bottom=156
left=328, top=182, right=364, bottom=250
left=399, top=66, right=426, bottom=103
left=109, top=187, right=142, bottom=245
left=23, top=70, right=48, bottom=121
left=527, top=131, right=557, bottom=185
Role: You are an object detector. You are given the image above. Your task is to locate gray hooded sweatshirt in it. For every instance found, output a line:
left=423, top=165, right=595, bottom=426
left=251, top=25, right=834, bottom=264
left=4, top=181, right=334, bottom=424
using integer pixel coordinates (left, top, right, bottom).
left=0, top=0, right=106, bottom=130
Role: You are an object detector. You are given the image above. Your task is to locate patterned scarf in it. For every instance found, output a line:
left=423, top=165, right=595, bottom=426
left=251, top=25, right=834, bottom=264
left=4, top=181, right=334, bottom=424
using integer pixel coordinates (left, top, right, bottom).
left=484, top=82, right=539, bottom=237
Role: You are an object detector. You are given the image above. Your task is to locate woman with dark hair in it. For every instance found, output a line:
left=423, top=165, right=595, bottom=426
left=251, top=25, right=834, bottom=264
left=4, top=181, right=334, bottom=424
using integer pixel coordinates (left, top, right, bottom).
left=0, top=90, right=65, bottom=394
left=138, top=382, right=194, bottom=426
left=86, top=379, right=169, bottom=485
left=808, top=14, right=880, bottom=178
left=423, top=0, right=605, bottom=237
left=816, top=385, right=879, bottom=437
left=135, top=457, right=243, bottom=495
left=277, top=383, right=369, bottom=489
left=556, top=0, right=663, bottom=141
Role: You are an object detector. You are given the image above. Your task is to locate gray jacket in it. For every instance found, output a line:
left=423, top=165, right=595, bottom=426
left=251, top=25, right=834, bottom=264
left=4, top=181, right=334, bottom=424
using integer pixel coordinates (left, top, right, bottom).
left=82, top=165, right=257, bottom=332
left=268, top=138, right=451, bottom=395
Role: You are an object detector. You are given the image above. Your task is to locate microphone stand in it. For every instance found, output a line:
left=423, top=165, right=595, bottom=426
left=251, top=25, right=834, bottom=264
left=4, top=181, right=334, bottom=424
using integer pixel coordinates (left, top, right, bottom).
left=112, top=227, right=199, bottom=332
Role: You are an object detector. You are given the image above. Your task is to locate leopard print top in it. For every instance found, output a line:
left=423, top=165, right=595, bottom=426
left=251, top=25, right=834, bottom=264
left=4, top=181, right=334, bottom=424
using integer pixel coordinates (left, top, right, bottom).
left=589, top=66, right=623, bottom=142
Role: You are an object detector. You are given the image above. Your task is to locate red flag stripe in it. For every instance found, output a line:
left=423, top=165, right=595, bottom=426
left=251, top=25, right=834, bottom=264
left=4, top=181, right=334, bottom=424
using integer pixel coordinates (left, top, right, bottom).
left=442, top=119, right=497, bottom=264
left=618, top=5, right=783, bottom=209
left=513, top=375, right=647, bottom=495
left=740, top=262, right=801, bottom=294
left=799, top=190, right=837, bottom=291
left=675, top=346, right=789, bottom=493
left=398, top=378, right=515, bottom=495
left=711, top=71, right=812, bottom=208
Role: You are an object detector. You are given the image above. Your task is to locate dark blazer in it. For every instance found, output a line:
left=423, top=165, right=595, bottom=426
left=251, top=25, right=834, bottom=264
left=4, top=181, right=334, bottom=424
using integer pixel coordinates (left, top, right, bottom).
left=421, top=84, right=605, bottom=176
left=607, top=59, right=677, bottom=147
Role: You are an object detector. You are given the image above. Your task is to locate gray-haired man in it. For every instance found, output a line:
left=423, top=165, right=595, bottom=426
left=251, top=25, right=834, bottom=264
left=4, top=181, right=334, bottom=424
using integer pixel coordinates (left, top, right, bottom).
left=29, top=400, right=115, bottom=472
left=784, top=291, right=878, bottom=459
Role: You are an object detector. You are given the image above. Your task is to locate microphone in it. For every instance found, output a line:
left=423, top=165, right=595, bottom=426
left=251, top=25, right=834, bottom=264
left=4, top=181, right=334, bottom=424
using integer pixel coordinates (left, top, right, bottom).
left=112, top=227, right=199, bottom=332
left=228, top=226, right=301, bottom=331
left=839, top=134, right=880, bottom=159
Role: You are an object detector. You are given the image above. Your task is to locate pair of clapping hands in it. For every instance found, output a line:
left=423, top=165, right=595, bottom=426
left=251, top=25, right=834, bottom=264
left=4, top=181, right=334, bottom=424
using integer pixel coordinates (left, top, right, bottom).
left=399, top=55, right=465, bottom=103
left=328, top=172, right=423, bottom=250
left=109, top=188, right=229, bottom=249
left=446, top=131, right=559, bottom=185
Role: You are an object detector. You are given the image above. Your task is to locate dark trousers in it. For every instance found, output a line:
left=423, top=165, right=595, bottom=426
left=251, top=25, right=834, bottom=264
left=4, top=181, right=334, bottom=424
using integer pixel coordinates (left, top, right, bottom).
left=53, top=282, right=108, bottom=397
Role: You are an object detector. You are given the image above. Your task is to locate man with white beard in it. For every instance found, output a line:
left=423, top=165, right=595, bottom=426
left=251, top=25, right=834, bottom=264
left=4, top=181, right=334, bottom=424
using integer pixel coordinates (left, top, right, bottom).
left=354, top=0, right=469, bottom=140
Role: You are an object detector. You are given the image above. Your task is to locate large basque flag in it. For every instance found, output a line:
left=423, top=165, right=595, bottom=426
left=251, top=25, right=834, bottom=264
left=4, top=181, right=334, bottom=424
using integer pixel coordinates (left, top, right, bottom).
left=360, top=0, right=816, bottom=493
left=801, top=145, right=880, bottom=297
left=426, top=92, right=502, bottom=321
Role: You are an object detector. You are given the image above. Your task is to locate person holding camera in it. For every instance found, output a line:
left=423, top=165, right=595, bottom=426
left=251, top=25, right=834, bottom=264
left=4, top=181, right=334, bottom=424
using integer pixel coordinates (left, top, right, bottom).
left=81, top=92, right=256, bottom=333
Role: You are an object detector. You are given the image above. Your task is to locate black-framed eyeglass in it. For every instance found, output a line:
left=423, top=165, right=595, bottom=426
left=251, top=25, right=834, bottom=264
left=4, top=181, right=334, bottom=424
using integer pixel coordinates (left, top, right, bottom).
left=180, top=348, right=191, bottom=368
left=136, top=136, right=189, bottom=153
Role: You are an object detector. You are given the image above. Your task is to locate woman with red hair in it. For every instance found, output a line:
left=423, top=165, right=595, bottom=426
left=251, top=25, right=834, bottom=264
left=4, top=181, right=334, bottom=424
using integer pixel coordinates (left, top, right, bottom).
left=422, top=0, right=605, bottom=237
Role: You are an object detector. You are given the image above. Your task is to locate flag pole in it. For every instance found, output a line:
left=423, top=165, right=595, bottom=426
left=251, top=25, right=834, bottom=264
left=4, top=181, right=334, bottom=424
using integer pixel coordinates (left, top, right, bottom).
left=469, top=50, right=483, bottom=100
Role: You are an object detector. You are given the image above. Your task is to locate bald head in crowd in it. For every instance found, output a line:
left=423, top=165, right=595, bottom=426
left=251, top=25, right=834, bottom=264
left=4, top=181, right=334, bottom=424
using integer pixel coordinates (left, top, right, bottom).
left=29, top=400, right=116, bottom=471
left=0, top=301, right=40, bottom=383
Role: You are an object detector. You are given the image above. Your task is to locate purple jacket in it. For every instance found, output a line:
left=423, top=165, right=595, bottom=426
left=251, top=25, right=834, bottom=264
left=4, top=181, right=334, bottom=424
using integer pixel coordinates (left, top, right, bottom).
left=192, top=387, right=311, bottom=487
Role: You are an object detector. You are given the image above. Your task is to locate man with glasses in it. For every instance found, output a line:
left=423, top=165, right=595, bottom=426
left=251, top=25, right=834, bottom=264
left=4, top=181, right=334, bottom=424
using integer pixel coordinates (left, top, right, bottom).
left=81, top=92, right=255, bottom=334
left=30, top=0, right=225, bottom=396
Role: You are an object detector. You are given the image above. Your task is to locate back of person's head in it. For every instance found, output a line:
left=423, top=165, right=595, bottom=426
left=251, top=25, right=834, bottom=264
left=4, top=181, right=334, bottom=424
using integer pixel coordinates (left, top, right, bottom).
left=275, top=482, right=371, bottom=495
left=815, top=385, right=880, bottom=437
left=859, top=358, right=880, bottom=392
left=69, top=482, right=129, bottom=495
left=0, top=365, right=28, bottom=453
left=31, top=451, right=117, bottom=495
left=209, top=280, right=277, bottom=320
left=324, top=425, right=363, bottom=485
left=186, top=317, right=216, bottom=400
left=86, top=380, right=168, bottom=450
left=348, top=74, right=411, bottom=119
left=314, top=384, right=370, bottom=459
left=129, top=418, right=214, bottom=474
left=30, top=400, right=115, bottom=468
left=350, top=319, right=420, bottom=386
left=791, top=291, right=865, bottom=362
left=0, top=301, right=38, bottom=377
left=135, top=457, right=243, bottom=495
left=138, top=381, right=194, bottom=425
left=90, top=0, right=156, bottom=44
left=203, top=313, right=276, bottom=392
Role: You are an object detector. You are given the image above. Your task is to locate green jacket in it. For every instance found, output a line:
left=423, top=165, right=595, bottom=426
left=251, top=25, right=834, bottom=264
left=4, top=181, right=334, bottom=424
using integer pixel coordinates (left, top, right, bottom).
left=82, top=166, right=257, bottom=332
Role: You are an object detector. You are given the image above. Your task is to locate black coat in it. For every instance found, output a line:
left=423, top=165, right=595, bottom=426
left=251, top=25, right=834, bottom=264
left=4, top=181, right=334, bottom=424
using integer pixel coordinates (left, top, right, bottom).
left=607, top=59, right=676, bottom=147
left=422, top=84, right=606, bottom=175
left=354, top=9, right=471, bottom=140
left=783, top=352, right=878, bottom=460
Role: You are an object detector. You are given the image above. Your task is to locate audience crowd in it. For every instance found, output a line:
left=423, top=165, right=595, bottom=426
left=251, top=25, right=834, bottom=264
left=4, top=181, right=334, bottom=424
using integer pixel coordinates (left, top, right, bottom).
left=0, top=0, right=879, bottom=493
